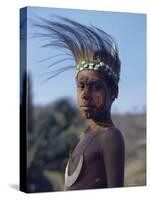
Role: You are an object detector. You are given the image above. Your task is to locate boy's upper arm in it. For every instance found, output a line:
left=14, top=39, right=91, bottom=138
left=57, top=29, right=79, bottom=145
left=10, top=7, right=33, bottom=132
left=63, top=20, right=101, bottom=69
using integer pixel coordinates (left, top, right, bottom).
left=99, top=128, right=125, bottom=188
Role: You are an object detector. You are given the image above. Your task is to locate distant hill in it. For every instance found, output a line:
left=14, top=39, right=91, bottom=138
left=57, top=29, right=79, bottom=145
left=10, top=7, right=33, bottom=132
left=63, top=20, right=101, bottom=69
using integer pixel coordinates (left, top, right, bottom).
left=113, top=113, right=146, bottom=186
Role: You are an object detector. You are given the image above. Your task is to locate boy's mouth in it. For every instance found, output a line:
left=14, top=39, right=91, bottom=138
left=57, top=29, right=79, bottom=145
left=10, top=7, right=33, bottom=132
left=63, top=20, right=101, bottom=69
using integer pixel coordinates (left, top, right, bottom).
left=80, top=105, right=95, bottom=109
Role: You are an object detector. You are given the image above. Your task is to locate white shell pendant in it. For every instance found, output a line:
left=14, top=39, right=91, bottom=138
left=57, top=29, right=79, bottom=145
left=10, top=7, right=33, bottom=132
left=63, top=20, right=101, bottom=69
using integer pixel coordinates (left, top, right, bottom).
left=65, top=154, right=84, bottom=187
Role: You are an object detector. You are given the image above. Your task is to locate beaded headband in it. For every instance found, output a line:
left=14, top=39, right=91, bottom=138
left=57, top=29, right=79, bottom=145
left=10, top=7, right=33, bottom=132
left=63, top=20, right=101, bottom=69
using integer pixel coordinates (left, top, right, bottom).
left=76, top=59, right=118, bottom=84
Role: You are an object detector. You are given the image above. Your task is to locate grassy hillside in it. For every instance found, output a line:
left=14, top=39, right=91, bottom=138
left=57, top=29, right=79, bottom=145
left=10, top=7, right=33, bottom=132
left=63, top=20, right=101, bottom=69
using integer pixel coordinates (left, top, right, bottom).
left=113, top=113, right=146, bottom=186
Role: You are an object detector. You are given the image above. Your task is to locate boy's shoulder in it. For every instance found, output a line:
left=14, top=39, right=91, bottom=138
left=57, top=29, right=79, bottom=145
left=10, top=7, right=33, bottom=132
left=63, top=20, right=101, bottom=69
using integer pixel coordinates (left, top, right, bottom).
left=96, top=126, right=125, bottom=148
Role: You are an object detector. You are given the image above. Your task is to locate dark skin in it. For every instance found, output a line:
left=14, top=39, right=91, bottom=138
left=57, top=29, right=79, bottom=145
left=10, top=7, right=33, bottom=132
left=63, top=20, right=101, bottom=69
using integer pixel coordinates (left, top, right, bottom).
left=64, top=70, right=125, bottom=190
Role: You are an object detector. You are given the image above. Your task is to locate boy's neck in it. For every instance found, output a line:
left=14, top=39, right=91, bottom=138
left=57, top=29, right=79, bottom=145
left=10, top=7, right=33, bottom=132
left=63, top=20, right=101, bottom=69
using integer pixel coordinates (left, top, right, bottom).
left=87, top=111, right=113, bottom=130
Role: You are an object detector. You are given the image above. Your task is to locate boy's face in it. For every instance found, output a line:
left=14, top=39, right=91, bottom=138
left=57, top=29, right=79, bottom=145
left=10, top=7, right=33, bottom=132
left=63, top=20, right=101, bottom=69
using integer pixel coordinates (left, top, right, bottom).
left=76, top=70, right=112, bottom=119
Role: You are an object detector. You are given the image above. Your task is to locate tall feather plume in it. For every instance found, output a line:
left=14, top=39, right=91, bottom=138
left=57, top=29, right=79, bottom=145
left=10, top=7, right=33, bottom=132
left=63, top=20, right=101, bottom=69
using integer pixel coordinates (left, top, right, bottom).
left=33, top=16, right=121, bottom=83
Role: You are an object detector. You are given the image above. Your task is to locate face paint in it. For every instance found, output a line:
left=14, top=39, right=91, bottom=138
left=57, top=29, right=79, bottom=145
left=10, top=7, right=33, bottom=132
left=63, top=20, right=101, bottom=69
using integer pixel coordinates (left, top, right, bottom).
left=76, top=70, right=112, bottom=120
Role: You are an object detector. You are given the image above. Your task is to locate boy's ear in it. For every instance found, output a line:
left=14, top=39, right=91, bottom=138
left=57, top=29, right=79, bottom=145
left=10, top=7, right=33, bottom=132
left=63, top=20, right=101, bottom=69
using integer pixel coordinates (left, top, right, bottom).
left=110, top=85, right=118, bottom=101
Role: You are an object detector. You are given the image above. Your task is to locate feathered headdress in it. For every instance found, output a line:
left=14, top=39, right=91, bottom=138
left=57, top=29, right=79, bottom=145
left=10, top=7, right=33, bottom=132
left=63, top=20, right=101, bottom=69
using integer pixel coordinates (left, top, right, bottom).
left=34, top=16, right=121, bottom=90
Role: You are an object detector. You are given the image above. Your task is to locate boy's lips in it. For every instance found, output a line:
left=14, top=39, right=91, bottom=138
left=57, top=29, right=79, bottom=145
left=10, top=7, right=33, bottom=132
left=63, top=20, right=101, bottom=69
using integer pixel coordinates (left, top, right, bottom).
left=80, top=105, right=94, bottom=108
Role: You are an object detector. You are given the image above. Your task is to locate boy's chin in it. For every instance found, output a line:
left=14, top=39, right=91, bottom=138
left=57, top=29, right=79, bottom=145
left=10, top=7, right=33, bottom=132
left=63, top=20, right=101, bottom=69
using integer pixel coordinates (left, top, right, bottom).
left=81, top=111, right=94, bottom=119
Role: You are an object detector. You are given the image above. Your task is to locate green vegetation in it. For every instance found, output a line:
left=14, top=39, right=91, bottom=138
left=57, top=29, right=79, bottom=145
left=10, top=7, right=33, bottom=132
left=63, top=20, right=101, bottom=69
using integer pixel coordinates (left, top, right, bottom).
left=26, top=98, right=86, bottom=192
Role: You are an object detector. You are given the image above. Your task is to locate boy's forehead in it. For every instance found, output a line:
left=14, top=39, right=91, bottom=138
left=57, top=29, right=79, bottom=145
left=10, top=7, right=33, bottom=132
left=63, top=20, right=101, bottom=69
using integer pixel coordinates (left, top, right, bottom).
left=77, top=70, right=105, bottom=83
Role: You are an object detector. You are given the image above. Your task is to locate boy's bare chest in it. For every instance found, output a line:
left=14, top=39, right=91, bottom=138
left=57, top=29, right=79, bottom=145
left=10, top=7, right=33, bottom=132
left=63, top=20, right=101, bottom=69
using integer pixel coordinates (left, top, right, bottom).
left=68, top=133, right=101, bottom=174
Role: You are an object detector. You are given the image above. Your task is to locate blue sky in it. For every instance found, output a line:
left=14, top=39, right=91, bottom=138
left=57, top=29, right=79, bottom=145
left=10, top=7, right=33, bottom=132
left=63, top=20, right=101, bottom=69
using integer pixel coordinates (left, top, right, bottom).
left=25, top=6, right=146, bottom=113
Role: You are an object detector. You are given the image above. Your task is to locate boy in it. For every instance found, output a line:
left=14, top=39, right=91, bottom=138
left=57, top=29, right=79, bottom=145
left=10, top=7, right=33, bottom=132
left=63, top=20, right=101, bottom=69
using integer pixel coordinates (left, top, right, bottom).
left=35, top=16, right=125, bottom=190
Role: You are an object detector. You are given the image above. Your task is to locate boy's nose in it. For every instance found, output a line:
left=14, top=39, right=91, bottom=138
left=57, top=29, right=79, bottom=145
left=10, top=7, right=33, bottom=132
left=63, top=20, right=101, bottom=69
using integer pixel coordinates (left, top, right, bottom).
left=81, top=87, right=90, bottom=99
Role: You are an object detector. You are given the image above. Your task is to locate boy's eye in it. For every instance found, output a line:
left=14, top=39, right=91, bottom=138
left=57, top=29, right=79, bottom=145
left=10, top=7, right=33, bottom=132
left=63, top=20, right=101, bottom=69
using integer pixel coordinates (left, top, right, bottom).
left=91, top=83, right=102, bottom=90
left=77, top=83, right=85, bottom=90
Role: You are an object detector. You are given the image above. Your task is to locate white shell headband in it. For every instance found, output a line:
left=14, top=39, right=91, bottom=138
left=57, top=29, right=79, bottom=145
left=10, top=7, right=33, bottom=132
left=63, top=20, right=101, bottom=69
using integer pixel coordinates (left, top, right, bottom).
left=76, top=59, right=118, bottom=84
